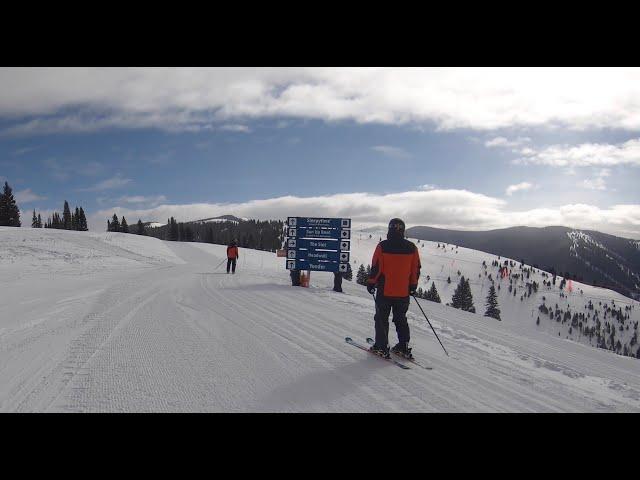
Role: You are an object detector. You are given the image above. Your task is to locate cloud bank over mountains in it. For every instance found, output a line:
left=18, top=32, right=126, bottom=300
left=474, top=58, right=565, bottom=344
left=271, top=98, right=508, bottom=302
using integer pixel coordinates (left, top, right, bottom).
left=87, top=188, right=640, bottom=240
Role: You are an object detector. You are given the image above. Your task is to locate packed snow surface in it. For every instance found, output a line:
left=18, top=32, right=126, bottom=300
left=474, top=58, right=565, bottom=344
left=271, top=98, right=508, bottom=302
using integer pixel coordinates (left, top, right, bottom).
left=1, top=226, right=639, bottom=412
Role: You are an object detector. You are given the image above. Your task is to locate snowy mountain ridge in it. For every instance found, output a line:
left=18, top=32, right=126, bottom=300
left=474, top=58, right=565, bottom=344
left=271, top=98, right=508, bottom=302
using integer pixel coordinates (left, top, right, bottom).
left=188, top=215, right=245, bottom=224
left=407, top=225, right=640, bottom=301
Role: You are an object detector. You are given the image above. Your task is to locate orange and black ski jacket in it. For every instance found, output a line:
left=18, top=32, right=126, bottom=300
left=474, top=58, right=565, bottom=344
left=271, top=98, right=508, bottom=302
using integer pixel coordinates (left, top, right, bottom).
left=367, top=238, right=421, bottom=298
left=227, top=245, right=239, bottom=259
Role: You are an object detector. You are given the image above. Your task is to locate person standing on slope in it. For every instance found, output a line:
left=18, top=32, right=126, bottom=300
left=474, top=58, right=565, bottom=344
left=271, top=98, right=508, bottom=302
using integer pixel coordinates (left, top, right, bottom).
left=366, top=218, right=421, bottom=359
left=333, top=262, right=352, bottom=292
left=226, top=239, right=239, bottom=274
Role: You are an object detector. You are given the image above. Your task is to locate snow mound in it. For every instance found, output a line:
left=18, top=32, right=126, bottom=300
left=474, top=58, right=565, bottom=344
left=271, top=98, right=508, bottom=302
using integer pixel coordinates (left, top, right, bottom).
left=0, top=227, right=184, bottom=277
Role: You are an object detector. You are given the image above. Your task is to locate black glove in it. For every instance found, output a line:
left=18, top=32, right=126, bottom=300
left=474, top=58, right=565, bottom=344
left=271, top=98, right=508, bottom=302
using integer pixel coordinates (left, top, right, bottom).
left=409, top=284, right=417, bottom=295
left=367, top=285, right=376, bottom=295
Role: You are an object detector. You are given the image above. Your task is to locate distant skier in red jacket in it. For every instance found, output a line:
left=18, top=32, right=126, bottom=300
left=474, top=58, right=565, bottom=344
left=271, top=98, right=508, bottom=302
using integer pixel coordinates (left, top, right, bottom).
left=226, top=240, right=239, bottom=274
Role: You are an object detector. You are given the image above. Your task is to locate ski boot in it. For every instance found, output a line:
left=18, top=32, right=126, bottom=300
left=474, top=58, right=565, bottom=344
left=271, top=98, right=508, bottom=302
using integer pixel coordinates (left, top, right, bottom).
left=391, top=342, right=413, bottom=360
left=369, top=344, right=391, bottom=359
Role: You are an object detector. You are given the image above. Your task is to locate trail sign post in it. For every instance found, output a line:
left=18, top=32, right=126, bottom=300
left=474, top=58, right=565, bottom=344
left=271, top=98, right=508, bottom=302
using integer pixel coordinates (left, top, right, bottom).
left=285, top=217, right=351, bottom=280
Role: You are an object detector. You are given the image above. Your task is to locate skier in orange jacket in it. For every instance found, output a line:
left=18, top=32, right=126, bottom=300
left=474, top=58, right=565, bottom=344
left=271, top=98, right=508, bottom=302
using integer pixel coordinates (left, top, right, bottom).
left=367, top=218, right=421, bottom=359
left=226, top=240, right=239, bottom=274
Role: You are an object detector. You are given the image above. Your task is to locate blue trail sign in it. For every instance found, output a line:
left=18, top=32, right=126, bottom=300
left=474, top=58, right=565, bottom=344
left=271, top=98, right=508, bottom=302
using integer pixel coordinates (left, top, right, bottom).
left=288, top=249, right=350, bottom=263
left=287, top=227, right=351, bottom=240
left=287, top=259, right=349, bottom=273
left=285, top=216, right=351, bottom=273
left=287, top=238, right=350, bottom=251
left=288, top=217, right=351, bottom=229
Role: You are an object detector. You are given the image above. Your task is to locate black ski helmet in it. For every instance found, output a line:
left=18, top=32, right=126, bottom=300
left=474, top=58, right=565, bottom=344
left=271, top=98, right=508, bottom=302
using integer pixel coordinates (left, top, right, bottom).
left=388, top=218, right=406, bottom=234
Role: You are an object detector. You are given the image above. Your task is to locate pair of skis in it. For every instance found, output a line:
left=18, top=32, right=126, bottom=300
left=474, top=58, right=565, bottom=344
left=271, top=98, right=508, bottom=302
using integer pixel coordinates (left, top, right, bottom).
left=345, top=337, right=432, bottom=370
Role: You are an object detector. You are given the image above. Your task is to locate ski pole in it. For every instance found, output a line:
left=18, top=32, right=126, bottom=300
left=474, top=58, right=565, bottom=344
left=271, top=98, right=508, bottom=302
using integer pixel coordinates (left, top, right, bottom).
left=411, top=294, right=449, bottom=357
left=214, top=258, right=227, bottom=270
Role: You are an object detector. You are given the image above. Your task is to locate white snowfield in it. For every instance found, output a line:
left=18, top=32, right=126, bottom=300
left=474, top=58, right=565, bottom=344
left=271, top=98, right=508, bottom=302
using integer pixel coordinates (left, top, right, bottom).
left=1, top=226, right=639, bottom=412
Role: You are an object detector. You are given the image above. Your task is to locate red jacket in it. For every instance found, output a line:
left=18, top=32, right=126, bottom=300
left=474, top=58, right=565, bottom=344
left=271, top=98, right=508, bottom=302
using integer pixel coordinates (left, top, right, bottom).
left=367, top=238, right=421, bottom=298
left=227, top=245, right=239, bottom=259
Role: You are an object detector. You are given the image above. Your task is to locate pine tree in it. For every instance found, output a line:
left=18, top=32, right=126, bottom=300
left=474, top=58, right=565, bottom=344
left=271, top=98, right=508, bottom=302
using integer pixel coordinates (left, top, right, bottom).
left=136, top=219, right=146, bottom=235
left=32, top=209, right=38, bottom=228
left=111, top=214, right=120, bottom=232
left=121, top=216, right=129, bottom=233
left=167, top=217, right=179, bottom=241
left=184, top=225, right=194, bottom=241
left=356, top=264, right=367, bottom=285
left=0, top=181, right=21, bottom=226
left=451, top=276, right=475, bottom=313
left=37, top=213, right=42, bottom=228
left=425, top=282, right=441, bottom=303
left=343, top=263, right=353, bottom=281
left=79, top=207, right=88, bottom=231
left=63, top=201, right=72, bottom=230
left=484, top=285, right=501, bottom=320
left=73, top=207, right=80, bottom=230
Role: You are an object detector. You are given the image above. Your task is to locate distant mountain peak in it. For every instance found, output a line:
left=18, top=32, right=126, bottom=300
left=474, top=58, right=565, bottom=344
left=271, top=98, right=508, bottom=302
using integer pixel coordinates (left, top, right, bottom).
left=406, top=224, right=640, bottom=300
left=188, top=215, right=245, bottom=224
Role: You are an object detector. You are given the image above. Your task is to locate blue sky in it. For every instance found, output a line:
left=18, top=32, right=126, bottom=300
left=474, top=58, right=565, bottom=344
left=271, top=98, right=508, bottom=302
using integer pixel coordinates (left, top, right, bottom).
left=1, top=68, right=639, bottom=237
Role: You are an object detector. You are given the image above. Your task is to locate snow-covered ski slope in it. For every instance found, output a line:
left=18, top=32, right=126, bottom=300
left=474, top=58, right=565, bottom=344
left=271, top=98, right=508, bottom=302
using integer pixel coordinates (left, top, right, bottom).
left=1, top=226, right=639, bottom=412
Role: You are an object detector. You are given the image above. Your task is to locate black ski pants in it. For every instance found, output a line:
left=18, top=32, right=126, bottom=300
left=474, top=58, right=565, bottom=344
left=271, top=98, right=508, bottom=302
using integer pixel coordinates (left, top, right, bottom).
left=374, top=296, right=410, bottom=348
left=227, top=258, right=237, bottom=273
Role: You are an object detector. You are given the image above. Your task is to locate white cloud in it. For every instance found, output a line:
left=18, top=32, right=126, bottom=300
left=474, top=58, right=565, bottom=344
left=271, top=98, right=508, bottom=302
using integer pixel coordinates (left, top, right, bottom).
left=12, top=145, right=39, bottom=156
left=116, top=195, right=167, bottom=206
left=2, top=67, right=640, bottom=135
left=43, top=158, right=105, bottom=180
left=581, top=168, right=611, bottom=191
left=581, top=178, right=607, bottom=191
left=419, top=184, right=437, bottom=190
left=78, top=161, right=105, bottom=176
left=514, top=138, right=640, bottom=167
left=15, top=188, right=47, bottom=203
left=43, top=158, right=70, bottom=181
left=485, top=136, right=531, bottom=148
left=79, top=174, right=132, bottom=192
left=219, top=124, right=250, bottom=133
left=87, top=188, right=640, bottom=239
left=371, top=145, right=411, bottom=158
left=505, top=182, right=534, bottom=196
